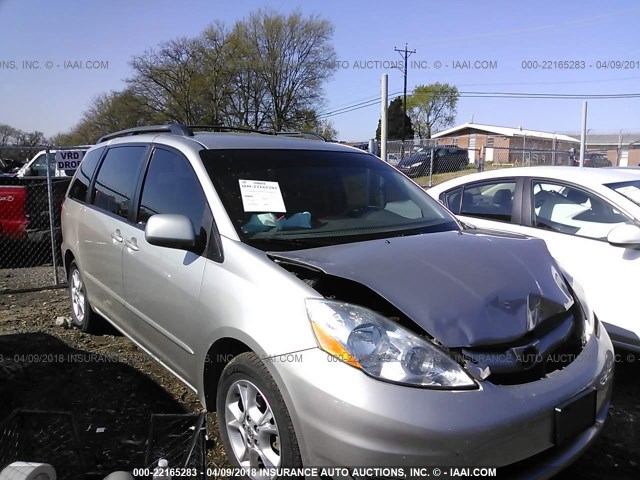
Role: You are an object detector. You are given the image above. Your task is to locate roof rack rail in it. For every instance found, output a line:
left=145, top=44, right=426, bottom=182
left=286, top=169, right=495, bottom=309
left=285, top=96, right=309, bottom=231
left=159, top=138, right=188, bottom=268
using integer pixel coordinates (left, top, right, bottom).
left=187, top=125, right=275, bottom=135
left=97, top=123, right=193, bottom=143
left=189, top=125, right=326, bottom=141
left=274, top=131, right=327, bottom=141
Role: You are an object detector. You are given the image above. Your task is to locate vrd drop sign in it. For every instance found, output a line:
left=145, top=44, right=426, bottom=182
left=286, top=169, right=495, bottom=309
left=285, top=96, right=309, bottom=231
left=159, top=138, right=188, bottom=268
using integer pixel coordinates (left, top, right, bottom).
left=56, top=150, right=86, bottom=171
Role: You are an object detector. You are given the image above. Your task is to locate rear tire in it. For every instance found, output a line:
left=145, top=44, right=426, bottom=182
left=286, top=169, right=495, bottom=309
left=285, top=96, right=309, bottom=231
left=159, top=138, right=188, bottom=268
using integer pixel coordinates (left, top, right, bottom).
left=216, top=352, right=302, bottom=478
left=68, top=261, right=100, bottom=333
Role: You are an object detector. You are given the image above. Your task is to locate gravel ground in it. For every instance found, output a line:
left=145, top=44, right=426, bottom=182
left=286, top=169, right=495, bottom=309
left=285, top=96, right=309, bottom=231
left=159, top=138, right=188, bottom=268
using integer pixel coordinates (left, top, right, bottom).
left=0, top=267, right=638, bottom=479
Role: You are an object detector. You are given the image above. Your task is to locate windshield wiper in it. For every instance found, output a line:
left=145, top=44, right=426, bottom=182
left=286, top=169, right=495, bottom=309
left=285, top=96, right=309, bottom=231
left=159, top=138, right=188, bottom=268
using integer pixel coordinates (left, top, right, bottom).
left=247, top=236, right=328, bottom=250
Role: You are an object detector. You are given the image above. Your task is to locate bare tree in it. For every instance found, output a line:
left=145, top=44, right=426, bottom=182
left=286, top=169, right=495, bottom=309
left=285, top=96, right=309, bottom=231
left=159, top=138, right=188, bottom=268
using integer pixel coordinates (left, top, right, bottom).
left=242, top=10, right=337, bottom=130
left=0, top=124, right=19, bottom=147
left=129, top=37, right=208, bottom=124
left=54, top=10, right=337, bottom=140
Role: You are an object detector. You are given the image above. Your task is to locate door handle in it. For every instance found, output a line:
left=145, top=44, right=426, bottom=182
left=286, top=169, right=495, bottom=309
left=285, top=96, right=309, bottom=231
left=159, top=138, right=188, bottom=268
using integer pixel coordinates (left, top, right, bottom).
left=111, top=230, right=123, bottom=242
left=124, top=238, right=139, bottom=252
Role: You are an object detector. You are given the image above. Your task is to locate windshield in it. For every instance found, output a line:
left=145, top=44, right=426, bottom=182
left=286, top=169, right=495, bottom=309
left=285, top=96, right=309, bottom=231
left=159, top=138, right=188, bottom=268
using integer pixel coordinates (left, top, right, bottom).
left=606, top=180, right=640, bottom=208
left=201, top=149, right=458, bottom=250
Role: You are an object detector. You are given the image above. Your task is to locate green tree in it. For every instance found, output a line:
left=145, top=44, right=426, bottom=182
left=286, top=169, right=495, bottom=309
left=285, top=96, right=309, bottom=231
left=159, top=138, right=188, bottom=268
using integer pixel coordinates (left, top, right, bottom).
left=376, top=97, right=414, bottom=140
left=129, top=37, right=210, bottom=124
left=407, top=83, right=459, bottom=139
left=316, top=119, right=338, bottom=141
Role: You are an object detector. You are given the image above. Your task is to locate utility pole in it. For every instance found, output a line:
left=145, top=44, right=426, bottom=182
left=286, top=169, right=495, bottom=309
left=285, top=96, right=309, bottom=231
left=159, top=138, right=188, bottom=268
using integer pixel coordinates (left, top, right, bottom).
left=394, top=43, right=416, bottom=155
left=381, top=74, right=388, bottom=162
left=579, top=101, right=588, bottom=167
left=618, top=129, right=623, bottom=166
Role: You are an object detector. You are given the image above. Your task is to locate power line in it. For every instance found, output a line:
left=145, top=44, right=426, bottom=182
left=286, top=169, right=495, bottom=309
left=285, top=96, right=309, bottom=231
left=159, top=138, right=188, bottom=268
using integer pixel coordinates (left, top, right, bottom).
left=318, top=91, right=401, bottom=116
left=320, top=77, right=640, bottom=115
left=457, top=91, right=640, bottom=98
left=317, top=90, right=640, bottom=119
left=455, top=77, right=640, bottom=87
left=317, top=99, right=382, bottom=119
left=317, top=90, right=403, bottom=118
left=317, top=92, right=392, bottom=114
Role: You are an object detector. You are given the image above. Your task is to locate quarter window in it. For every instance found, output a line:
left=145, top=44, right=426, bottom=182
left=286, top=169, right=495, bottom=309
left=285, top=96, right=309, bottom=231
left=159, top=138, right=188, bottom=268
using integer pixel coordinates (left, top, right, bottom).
left=532, top=181, right=632, bottom=240
left=442, top=187, right=463, bottom=213
left=90, top=146, right=147, bottom=220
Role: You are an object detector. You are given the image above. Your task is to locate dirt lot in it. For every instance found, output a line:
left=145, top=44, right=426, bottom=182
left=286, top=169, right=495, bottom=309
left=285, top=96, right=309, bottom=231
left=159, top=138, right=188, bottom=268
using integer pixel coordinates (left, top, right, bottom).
left=1, top=267, right=638, bottom=479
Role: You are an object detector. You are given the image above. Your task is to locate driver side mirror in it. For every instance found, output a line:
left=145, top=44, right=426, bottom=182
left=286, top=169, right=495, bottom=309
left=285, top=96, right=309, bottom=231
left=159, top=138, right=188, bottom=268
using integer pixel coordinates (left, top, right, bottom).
left=607, top=224, right=640, bottom=249
left=145, top=214, right=196, bottom=250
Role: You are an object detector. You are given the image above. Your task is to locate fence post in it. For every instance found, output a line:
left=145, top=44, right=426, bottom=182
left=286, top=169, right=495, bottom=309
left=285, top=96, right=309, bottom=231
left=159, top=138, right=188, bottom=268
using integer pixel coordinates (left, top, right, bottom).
left=45, top=147, right=59, bottom=285
left=428, top=142, right=435, bottom=187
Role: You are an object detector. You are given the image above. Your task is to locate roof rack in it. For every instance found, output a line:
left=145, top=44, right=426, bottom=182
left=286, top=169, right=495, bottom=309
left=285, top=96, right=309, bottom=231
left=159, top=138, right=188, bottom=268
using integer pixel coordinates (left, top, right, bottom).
left=97, top=123, right=327, bottom=144
left=189, top=125, right=326, bottom=141
left=275, top=131, right=327, bottom=141
left=97, top=123, right=193, bottom=143
left=187, top=125, right=275, bottom=135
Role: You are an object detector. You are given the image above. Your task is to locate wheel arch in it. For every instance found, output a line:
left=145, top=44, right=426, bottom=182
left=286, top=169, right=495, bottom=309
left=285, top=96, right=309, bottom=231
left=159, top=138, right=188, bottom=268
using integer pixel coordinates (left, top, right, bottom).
left=203, top=337, right=253, bottom=411
left=63, top=249, right=76, bottom=277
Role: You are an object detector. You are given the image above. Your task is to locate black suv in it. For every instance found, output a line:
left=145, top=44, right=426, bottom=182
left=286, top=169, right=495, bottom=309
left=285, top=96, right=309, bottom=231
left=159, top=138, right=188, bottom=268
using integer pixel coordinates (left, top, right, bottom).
left=397, top=146, right=469, bottom=178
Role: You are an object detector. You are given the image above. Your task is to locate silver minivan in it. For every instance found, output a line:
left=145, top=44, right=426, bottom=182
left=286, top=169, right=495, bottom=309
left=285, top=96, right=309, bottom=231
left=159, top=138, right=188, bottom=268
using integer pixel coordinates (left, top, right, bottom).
left=61, top=125, right=614, bottom=478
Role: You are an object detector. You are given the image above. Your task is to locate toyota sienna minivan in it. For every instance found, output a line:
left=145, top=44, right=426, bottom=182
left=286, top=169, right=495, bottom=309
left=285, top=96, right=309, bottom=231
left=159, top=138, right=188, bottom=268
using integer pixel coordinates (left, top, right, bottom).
left=61, top=124, right=614, bottom=478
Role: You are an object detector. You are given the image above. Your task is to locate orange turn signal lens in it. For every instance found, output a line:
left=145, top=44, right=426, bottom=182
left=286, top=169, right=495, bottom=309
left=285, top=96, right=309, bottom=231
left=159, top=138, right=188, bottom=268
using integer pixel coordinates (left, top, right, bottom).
left=311, top=322, right=361, bottom=368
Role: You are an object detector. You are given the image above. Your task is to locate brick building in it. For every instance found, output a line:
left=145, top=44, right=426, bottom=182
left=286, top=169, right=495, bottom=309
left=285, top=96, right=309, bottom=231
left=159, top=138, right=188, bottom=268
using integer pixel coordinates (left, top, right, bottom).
left=432, top=123, right=580, bottom=165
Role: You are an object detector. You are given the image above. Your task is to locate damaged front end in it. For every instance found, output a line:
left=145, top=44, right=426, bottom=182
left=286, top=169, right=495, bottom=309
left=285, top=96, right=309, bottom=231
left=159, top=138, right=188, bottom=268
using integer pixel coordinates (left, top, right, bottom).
left=270, top=236, right=594, bottom=387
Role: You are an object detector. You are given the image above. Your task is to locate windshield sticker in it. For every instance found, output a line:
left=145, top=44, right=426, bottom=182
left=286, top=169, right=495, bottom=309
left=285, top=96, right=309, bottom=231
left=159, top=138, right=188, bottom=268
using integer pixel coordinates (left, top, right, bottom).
left=239, top=179, right=286, bottom=212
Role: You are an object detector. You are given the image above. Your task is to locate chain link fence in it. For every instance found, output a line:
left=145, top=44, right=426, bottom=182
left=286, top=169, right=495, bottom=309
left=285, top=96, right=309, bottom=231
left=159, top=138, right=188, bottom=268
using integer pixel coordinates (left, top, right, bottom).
left=372, top=139, right=608, bottom=187
left=1, top=146, right=78, bottom=293
left=0, top=410, right=207, bottom=479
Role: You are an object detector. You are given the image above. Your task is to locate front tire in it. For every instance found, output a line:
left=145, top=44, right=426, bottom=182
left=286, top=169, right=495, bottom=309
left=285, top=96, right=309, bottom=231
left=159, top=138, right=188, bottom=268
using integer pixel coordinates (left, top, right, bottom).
left=216, top=352, right=301, bottom=478
left=68, top=260, right=99, bottom=333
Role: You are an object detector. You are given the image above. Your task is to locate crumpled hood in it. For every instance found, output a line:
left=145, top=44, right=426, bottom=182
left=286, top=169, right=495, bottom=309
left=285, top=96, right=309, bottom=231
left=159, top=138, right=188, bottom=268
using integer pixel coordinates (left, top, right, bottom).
left=270, top=230, right=575, bottom=348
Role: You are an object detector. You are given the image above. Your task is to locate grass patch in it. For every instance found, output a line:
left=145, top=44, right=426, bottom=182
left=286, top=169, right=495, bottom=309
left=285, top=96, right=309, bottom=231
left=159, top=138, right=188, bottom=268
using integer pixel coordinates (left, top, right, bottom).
left=414, top=167, right=476, bottom=188
left=415, top=164, right=515, bottom=188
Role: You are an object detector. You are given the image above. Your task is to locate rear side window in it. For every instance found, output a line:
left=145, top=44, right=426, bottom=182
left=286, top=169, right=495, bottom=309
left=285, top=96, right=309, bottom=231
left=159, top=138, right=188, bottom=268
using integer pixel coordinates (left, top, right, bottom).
left=137, top=147, right=210, bottom=239
left=460, top=180, right=516, bottom=222
left=68, top=147, right=104, bottom=202
left=91, top=146, right=147, bottom=220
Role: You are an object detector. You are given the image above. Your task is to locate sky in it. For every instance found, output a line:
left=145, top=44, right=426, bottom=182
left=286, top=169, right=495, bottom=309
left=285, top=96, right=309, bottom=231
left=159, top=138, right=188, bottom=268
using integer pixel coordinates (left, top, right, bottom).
left=1, top=0, right=640, bottom=141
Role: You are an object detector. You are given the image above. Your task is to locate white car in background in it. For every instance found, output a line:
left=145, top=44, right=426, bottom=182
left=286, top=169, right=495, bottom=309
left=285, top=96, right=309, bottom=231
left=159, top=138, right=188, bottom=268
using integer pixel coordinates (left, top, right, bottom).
left=427, top=166, right=640, bottom=352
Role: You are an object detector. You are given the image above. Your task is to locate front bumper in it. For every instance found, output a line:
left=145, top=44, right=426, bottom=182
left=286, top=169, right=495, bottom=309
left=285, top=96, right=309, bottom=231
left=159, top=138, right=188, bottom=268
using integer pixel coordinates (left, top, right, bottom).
left=271, top=329, right=613, bottom=477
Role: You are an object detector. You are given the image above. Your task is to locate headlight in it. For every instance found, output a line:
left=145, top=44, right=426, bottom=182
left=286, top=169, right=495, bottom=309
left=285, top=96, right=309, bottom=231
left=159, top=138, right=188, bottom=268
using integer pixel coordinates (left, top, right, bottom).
left=570, top=277, right=596, bottom=343
left=410, top=162, right=424, bottom=168
left=306, top=299, right=476, bottom=389
left=556, top=265, right=595, bottom=343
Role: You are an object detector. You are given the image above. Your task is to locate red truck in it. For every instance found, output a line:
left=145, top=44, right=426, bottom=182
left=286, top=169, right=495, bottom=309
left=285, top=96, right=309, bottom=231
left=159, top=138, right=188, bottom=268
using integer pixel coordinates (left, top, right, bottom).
left=0, top=149, right=86, bottom=249
left=0, top=185, right=29, bottom=240
left=0, top=176, right=71, bottom=244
